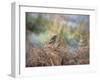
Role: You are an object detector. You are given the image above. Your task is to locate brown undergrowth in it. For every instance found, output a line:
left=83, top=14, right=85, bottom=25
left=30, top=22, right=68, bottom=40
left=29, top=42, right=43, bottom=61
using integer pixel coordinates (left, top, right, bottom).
left=26, top=43, right=89, bottom=67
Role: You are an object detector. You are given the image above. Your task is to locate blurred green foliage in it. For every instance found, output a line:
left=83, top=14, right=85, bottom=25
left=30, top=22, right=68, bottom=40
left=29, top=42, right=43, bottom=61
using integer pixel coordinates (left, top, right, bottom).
left=26, top=13, right=89, bottom=49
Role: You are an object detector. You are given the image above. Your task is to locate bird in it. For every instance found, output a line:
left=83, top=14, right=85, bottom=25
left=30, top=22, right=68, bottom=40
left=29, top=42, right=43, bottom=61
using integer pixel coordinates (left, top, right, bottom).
left=49, top=34, right=57, bottom=44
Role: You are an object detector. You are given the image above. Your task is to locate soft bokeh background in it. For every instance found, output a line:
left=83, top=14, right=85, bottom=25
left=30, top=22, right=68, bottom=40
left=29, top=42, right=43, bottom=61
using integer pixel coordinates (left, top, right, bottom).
left=26, top=13, right=89, bottom=53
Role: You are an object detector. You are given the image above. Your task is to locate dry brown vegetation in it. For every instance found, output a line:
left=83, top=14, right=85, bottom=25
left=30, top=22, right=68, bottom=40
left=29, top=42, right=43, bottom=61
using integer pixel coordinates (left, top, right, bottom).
left=26, top=42, right=89, bottom=67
